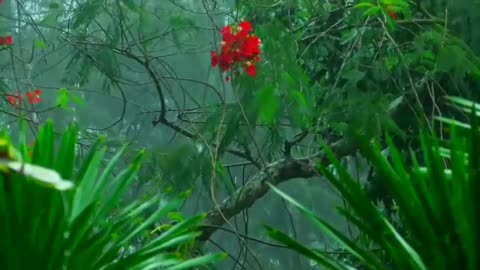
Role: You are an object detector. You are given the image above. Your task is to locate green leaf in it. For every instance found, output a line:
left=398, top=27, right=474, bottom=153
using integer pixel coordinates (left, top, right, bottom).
left=330, top=122, right=349, bottom=133
left=437, top=45, right=465, bottom=72
left=364, top=6, right=382, bottom=16
left=56, top=88, right=83, bottom=110
left=342, top=69, right=365, bottom=83
left=168, top=212, right=184, bottom=222
left=280, top=71, right=296, bottom=87
left=386, top=14, right=397, bottom=31
left=72, top=0, right=102, bottom=29
left=165, top=253, right=227, bottom=270
left=256, top=85, right=280, bottom=125
left=54, top=123, right=77, bottom=179
left=385, top=56, right=399, bottom=71
left=383, top=0, right=409, bottom=9
left=56, top=88, right=70, bottom=109
left=354, top=3, right=375, bottom=9
left=265, top=225, right=350, bottom=270
left=34, top=40, right=46, bottom=49
left=267, top=183, right=387, bottom=269
left=0, top=160, right=74, bottom=190
left=423, top=50, right=436, bottom=61
left=288, top=90, right=311, bottom=128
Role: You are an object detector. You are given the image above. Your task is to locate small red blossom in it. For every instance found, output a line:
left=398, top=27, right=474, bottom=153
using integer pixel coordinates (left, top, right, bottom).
left=6, top=95, right=19, bottom=106
left=237, top=21, right=253, bottom=38
left=221, top=26, right=234, bottom=45
left=0, top=35, right=13, bottom=46
left=211, top=20, right=261, bottom=79
left=385, top=5, right=397, bottom=20
left=26, top=89, right=41, bottom=104
left=219, top=51, right=234, bottom=71
left=240, top=35, right=261, bottom=59
left=6, top=91, right=22, bottom=107
left=5, top=89, right=42, bottom=107
left=389, top=11, right=396, bottom=19
left=211, top=51, right=218, bottom=67
left=244, top=62, right=256, bottom=77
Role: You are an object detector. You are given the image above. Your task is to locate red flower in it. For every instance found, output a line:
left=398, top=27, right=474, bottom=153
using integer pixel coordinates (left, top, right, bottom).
left=244, top=62, right=256, bottom=77
left=6, top=91, right=21, bottom=106
left=219, top=52, right=234, bottom=71
left=5, top=89, right=42, bottom=107
left=211, top=51, right=218, bottom=67
left=240, top=35, right=261, bottom=59
left=6, top=95, right=19, bottom=106
left=26, top=89, right=41, bottom=104
left=0, top=35, right=13, bottom=46
left=6, top=36, right=13, bottom=45
left=221, top=26, right=235, bottom=46
left=237, top=21, right=253, bottom=38
left=385, top=5, right=397, bottom=19
left=389, top=11, right=396, bottom=19
left=5, top=89, right=43, bottom=107
left=211, top=21, right=261, bottom=78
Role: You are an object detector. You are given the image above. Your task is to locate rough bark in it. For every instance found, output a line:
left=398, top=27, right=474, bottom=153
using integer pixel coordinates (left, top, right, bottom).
left=199, top=138, right=356, bottom=241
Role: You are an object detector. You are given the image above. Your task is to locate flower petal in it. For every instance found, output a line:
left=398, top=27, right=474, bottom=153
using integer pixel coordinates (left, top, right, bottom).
left=245, top=64, right=256, bottom=77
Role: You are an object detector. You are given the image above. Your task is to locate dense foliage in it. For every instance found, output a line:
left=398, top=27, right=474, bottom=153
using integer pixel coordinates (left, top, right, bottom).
left=1, top=0, right=480, bottom=269
left=0, top=121, right=223, bottom=269
left=266, top=96, right=480, bottom=269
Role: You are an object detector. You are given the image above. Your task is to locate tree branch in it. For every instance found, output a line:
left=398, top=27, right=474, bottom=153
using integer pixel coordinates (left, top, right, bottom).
left=199, top=138, right=355, bottom=241
left=198, top=93, right=414, bottom=241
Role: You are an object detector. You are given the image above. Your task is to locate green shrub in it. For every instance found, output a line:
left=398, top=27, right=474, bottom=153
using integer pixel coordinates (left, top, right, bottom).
left=0, top=121, right=223, bottom=270
left=265, top=96, right=480, bottom=270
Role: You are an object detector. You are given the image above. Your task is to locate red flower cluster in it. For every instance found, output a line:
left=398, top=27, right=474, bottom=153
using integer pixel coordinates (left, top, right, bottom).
left=6, top=89, right=42, bottom=107
left=26, top=89, right=42, bottom=104
left=211, top=21, right=261, bottom=78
